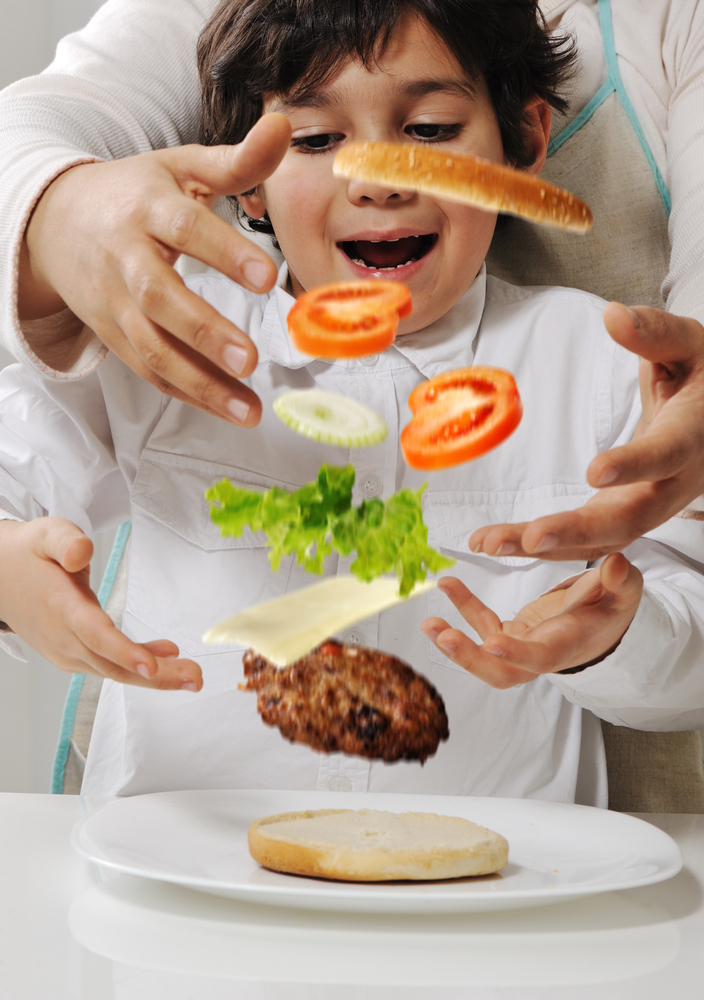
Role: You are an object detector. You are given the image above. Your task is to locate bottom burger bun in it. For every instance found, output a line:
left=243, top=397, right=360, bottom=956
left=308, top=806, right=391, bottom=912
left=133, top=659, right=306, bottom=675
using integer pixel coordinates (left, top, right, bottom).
left=248, top=808, right=509, bottom=882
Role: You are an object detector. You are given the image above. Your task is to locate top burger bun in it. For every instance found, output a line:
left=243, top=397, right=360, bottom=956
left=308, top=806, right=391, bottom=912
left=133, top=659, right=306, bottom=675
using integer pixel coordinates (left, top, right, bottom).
left=248, top=808, right=509, bottom=882
left=333, top=141, right=592, bottom=232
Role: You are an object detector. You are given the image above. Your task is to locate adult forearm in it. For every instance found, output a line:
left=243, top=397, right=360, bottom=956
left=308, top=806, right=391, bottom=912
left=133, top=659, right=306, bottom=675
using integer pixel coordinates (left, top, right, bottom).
left=1, top=0, right=211, bottom=359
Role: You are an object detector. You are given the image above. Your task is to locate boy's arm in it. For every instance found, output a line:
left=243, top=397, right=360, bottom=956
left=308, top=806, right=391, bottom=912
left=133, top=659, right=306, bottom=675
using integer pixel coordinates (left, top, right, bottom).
left=0, top=363, right=201, bottom=689
left=422, top=554, right=643, bottom=689
left=547, top=529, right=704, bottom=731
left=424, top=530, right=704, bottom=731
left=0, top=518, right=201, bottom=688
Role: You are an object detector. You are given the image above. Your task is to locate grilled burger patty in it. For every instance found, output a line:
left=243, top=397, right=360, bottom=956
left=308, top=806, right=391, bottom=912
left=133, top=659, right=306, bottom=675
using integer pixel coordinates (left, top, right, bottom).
left=241, top=640, right=449, bottom=763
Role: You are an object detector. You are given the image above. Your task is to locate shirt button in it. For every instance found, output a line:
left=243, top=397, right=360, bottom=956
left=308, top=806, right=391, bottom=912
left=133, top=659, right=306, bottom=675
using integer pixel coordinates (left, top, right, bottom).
left=361, top=473, right=382, bottom=498
left=360, top=353, right=379, bottom=367
left=342, top=629, right=364, bottom=646
left=328, top=776, right=353, bottom=792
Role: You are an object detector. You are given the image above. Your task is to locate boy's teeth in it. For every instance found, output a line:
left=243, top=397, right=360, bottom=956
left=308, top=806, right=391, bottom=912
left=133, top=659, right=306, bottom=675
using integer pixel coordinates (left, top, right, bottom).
left=352, top=257, right=418, bottom=269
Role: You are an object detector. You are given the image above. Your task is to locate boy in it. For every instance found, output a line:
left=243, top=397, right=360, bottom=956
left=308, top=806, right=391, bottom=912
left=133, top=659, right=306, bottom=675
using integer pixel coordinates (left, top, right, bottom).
left=1, top=0, right=703, bottom=801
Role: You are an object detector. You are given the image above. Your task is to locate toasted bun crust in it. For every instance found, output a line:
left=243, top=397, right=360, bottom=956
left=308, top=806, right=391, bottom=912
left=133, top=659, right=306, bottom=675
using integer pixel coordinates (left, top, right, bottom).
left=333, top=141, right=592, bottom=233
left=248, top=808, right=509, bottom=882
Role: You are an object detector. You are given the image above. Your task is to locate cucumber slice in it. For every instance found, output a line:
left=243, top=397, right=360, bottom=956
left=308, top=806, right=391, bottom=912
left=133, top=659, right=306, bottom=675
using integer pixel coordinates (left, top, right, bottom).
left=273, top=390, right=388, bottom=447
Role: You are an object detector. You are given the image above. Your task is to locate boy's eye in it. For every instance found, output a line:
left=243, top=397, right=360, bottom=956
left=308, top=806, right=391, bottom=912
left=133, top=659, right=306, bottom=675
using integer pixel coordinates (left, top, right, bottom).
left=291, top=133, right=345, bottom=154
left=405, top=123, right=461, bottom=142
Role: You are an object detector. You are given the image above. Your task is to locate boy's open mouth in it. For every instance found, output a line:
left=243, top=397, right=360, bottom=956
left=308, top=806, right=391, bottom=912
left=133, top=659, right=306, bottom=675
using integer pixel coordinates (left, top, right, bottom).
left=339, top=233, right=436, bottom=270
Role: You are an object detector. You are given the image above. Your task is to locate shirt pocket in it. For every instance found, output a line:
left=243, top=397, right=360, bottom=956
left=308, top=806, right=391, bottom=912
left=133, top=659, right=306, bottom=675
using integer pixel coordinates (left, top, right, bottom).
left=423, top=486, right=590, bottom=671
left=127, top=449, right=296, bottom=657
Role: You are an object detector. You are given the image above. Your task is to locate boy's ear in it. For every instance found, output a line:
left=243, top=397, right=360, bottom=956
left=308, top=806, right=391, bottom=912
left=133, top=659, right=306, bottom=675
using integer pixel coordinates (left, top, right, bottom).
left=236, top=188, right=267, bottom=218
left=521, top=98, right=551, bottom=175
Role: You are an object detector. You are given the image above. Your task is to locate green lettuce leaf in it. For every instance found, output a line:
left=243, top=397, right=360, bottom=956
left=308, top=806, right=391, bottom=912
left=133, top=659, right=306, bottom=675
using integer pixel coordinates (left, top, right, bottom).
left=206, top=464, right=455, bottom=596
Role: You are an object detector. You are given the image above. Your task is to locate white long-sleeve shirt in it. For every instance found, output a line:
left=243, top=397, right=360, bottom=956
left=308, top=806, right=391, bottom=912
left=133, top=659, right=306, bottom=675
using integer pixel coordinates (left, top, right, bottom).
left=1, top=0, right=703, bottom=375
left=1, top=267, right=704, bottom=803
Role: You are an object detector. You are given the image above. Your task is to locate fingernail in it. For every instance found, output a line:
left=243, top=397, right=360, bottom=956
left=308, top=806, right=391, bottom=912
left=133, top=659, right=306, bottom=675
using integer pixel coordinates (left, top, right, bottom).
left=438, top=640, right=457, bottom=655
left=626, top=307, right=641, bottom=328
left=596, top=467, right=618, bottom=487
left=470, top=539, right=483, bottom=553
left=224, top=344, right=248, bottom=376
left=136, top=663, right=152, bottom=679
left=496, top=542, right=516, bottom=557
left=181, top=681, right=199, bottom=692
left=421, top=626, right=440, bottom=640
left=243, top=260, right=270, bottom=290
left=534, top=534, right=557, bottom=553
left=485, top=646, right=504, bottom=657
left=227, top=398, right=250, bottom=423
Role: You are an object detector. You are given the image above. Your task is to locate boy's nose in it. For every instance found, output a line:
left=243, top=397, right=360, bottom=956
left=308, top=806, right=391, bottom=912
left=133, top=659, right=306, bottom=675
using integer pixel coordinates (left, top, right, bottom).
left=346, top=178, right=415, bottom=206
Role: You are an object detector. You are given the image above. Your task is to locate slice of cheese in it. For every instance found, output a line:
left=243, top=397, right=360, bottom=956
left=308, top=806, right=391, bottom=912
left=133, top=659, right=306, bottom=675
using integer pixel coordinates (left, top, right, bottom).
left=202, top=576, right=436, bottom=667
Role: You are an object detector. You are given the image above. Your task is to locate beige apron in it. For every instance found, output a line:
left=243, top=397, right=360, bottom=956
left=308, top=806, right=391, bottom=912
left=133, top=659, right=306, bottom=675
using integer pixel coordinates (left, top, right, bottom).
left=487, top=0, right=670, bottom=308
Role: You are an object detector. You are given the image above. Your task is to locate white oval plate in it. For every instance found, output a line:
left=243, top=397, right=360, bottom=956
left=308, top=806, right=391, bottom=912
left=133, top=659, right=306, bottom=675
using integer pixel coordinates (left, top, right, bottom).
left=72, top=789, right=682, bottom=914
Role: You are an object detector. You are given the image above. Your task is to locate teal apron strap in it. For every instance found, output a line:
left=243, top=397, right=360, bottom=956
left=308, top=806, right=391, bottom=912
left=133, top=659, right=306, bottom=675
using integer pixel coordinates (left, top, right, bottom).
left=597, top=0, right=671, bottom=215
left=547, top=79, right=614, bottom=157
left=548, top=0, right=670, bottom=217
left=50, top=521, right=132, bottom=793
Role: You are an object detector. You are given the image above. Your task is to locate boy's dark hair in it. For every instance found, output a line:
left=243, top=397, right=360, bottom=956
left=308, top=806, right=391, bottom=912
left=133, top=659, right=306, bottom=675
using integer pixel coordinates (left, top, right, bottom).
left=198, top=0, right=576, bottom=241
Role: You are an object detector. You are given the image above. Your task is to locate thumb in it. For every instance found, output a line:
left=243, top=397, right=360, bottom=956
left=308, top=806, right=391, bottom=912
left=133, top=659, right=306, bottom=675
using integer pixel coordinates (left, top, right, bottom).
left=39, top=519, right=94, bottom=574
left=170, top=113, right=292, bottom=198
left=600, top=552, right=643, bottom=602
left=603, top=302, right=704, bottom=367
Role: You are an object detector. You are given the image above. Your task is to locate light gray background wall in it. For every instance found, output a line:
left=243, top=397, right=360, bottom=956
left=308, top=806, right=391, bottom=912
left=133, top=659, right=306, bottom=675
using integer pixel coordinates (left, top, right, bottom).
left=0, top=0, right=103, bottom=90
left=0, top=0, right=110, bottom=792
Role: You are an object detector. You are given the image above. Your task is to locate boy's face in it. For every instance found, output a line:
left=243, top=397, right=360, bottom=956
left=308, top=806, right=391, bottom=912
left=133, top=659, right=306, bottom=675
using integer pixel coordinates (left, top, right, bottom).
left=241, top=17, right=543, bottom=335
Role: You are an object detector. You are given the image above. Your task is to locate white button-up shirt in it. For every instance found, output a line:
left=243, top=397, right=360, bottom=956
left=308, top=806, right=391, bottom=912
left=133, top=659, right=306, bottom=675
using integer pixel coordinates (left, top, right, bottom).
left=1, top=265, right=704, bottom=804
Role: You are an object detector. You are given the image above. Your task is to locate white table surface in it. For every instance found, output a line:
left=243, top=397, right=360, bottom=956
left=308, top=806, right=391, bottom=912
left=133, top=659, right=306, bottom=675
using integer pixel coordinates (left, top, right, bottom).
left=1, top=793, right=702, bottom=1000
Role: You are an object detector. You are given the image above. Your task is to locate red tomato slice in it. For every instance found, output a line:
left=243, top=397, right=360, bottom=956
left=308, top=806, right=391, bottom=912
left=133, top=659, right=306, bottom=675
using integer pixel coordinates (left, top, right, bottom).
left=401, top=367, right=522, bottom=470
left=288, top=280, right=412, bottom=358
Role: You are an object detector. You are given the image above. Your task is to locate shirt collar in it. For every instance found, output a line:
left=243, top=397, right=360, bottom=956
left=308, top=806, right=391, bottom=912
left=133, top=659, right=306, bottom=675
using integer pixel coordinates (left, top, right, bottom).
left=255, top=261, right=486, bottom=380
left=391, top=264, right=486, bottom=378
left=254, top=263, right=313, bottom=370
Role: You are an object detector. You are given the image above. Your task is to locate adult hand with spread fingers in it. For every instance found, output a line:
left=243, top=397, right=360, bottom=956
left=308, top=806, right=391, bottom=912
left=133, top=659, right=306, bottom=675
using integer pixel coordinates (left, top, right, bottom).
left=421, top=554, right=643, bottom=688
left=469, top=303, right=704, bottom=563
left=17, top=113, right=291, bottom=427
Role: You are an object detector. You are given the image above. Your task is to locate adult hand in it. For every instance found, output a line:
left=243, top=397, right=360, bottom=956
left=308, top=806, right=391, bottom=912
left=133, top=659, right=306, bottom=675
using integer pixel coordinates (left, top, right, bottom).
left=18, top=113, right=292, bottom=427
left=470, top=304, right=704, bottom=561
left=0, top=518, right=202, bottom=690
left=421, top=554, right=642, bottom=688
